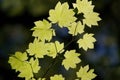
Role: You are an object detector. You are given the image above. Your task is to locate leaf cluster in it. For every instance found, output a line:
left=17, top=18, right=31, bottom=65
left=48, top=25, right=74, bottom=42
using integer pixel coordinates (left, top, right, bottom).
left=8, top=0, right=101, bottom=80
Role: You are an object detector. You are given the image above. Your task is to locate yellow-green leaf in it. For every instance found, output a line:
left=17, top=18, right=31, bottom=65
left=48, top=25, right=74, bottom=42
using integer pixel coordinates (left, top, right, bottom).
left=73, top=0, right=101, bottom=27
left=27, top=38, right=48, bottom=58
left=32, top=19, right=55, bottom=41
left=45, top=41, right=64, bottom=58
left=76, top=65, right=97, bottom=80
left=8, top=52, right=28, bottom=71
left=48, top=2, right=76, bottom=27
left=73, top=0, right=94, bottom=14
left=18, top=62, right=33, bottom=80
left=77, top=33, right=96, bottom=51
left=8, top=52, right=33, bottom=80
left=55, top=41, right=64, bottom=53
left=62, top=50, right=81, bottom=70
left=68, top=21, right=84, bottom=36
left=83, top=12, right=101, bottom=27
left=50, top=74, right=65, bottom=80
left=29, top=58, right=40, bottom=73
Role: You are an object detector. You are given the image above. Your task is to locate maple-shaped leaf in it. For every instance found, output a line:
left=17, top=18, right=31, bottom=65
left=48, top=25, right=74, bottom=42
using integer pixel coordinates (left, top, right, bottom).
left=29, top=58, right=40, bottom=73
left=32, top=19, right=55, bottom=41
left=73, top=0, right=101, bottom=27
left=50, top=74, right=65, bottom=80
left=55, top=41, right=64, bottom=53
left=68, top=21, right=84, bottom=36
left=83, top=12, right=101, bottom=27
left=8, top=52, right=33, bottom=80
left=8, top=52, right=28, bottom=71
left=73, top=0, right=94, bottom=14
left=76, top=65, right=96, bottom=80
left=18, top=62, right=33, bottom=80
left=62, top=50, right=81, bottom=70
left=14, top=51, right=28, bottom=61
left=77, top=33, right=96, bottom=51
left=48, top=2, right=76, bottom=27
left=27, top=38, right=48, bottom=58
left=45, top=41, right=64, bottom=58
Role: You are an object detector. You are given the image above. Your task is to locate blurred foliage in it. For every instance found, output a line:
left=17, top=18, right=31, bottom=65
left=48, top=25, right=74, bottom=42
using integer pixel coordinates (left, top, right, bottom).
left=0, top=0, right=76, bottom=16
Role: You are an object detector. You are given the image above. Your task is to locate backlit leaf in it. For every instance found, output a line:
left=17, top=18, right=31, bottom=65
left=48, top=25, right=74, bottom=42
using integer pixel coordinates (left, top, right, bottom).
left=62, top=50, right=81, bottom=70
left=27, top=38, right=48, bottom=58
left=32, top=19, right=55, bottom=41
left=50, top=74, right=65, bottom=80
left=73, top=0, right=101, bottom=27
left=73, top=0, right=94, bottom=14
left=68, top=21, right=84, bottom=36
left=8, top=52, right=33, bottom=80
left=83, top=12, right=101, bottom=27
left=45, top=41, right=64, bottom=58
left=29, top=58, right=40, bottom=73
left=76, top=65, right=97, bottom=80
left=48, top=2, right=76, bottom=27
left=77, top=33, right=96, bottom=51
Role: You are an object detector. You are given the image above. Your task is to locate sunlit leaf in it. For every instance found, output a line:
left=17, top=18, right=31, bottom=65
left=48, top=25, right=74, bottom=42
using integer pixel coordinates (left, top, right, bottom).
left=73, top=0, right=94, bottom=14
left=8, top=52, right=28, bottom=71
left=77, top=33, right=96, bottom=51
left=73, top=0, right=101, bottom=27
left=76, top=65, right=97, bottom=80
left=18, top=62, right=33, bottom=80
left=29, top=58, right=40, bottom=73
left=8, top=52, right=33, bottom=80
left=50, top=74, right=65, bottom=80
left=32, top=19, right=55, bottom=41
left=55, top=41, right=64, bottom=53
left=83, top=12, right=101, bottom=27
left=27, top=38, right=48, bottom=58
left=45, top=41, right=64, bottom=58
left=68, top=21, right=84, bottom=36
left=48, top=2, right=76, bottom=27
left=62, top=50, right=81, bottom=70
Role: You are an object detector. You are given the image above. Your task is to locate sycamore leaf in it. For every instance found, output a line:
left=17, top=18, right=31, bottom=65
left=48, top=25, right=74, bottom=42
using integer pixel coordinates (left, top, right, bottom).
left=45, top=42, right=56, bottom=58
left=27, top=38, right=48, bottom=58
left=62, top=50, right=81, bottom=70
left=76, top=65, right=97, bottom=80
left=55, top=41, right=64, bottom=53
left=32, top=19, right=55, bottom=41
left=50, top=74, right=65, bottom=80
left=14, top=51, right=28, bottom=61
left=29, top=58, right=40, bottom=73
left=83, top=12, right=101, bottom=27
left=8, top=52, right=33, bottom=80
left=68, top=21, right=84, bottom=36
left=77, top=33, right=96, bottom=51
left=45, top=41, right=64, bottom=58
left=18, top=62, right=33, bottom=80
left=8, top=52, right=28, bottom=71
left=73, top=0, right=94, bottom=14
left=73, top=0, right=101, bottom=27
left=48, top=2, right=76, bottom=27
